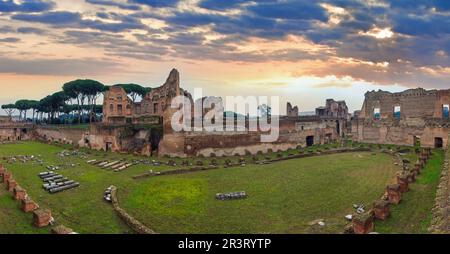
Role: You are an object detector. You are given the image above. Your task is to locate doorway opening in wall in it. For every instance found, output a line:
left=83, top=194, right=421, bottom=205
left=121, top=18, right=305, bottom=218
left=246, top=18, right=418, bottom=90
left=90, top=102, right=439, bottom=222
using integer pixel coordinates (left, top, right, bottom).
left=306, top=136, right=314, bottom=147
left=435, top=137, right=443, bottom=148
left=443, top=104, right=449, bottom=118
left=105, top=142, right=112, bottom=151
left=413, top=136, right=421, bottom=147
left=335, top=120, right=340, bottom=136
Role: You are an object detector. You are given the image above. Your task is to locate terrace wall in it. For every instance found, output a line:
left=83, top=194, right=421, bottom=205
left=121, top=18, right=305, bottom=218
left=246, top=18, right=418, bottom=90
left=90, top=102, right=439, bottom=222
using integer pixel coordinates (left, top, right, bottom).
left=34, top=127, right=86, bottom=145
left=353, top=88, right=450, bottom=148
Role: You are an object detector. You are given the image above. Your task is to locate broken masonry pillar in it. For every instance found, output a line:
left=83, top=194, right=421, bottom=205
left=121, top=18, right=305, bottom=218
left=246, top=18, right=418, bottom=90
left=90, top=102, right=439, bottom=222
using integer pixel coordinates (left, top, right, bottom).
left=6, top=178, right=17, bottom=192
left=22, top=198, right=38, bottom=213
left=2, top=171, right=11, bottom=183
left=373, top=200, right=390, bottom=220
left=13, top=186, right=27, bottom=201
left=51, top=225, right=73, bottom=234
left=352, top=212, right=374, bottom=234
left=407, top=170, right=416, bottom=183
left=33, top=208, right=52, bottom=228
left=387, top=184, right=402, bottom=204
left=397, top=174, right=409, bottom=193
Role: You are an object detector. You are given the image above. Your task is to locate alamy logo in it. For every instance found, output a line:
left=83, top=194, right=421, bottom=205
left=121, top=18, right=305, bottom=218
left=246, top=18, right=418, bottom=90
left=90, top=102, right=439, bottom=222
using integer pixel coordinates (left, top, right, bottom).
left=170, top=88, right=280, bottom=142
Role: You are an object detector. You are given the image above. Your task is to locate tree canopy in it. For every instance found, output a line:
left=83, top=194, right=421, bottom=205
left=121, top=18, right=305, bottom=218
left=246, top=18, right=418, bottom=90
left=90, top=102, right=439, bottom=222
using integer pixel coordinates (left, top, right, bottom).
left=63, top=79, right=105, bottom=123
left=114, top=83, right=151, bottom=102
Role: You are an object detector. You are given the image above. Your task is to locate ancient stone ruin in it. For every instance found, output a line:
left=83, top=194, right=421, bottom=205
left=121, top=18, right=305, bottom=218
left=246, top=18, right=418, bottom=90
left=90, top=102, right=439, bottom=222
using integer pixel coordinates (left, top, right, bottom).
left=286, top=102, right=299, bottom=117
left=32, top=208, right=53, bottom=228
left=351, top=88, right=450, bottom=148
left=0, top=71, right=448, bottom=160
left=373, top=200, right=390, bottom=220
left=387, top=184, right=402, bottom=204
left=352, top=212, right=374, bottom=234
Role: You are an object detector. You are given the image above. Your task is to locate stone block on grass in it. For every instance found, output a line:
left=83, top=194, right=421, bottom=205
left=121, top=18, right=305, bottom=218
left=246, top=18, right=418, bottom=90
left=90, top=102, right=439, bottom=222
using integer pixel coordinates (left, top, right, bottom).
left=13, top=186, right=27, bottom=201
left=22, top=198, right=38, bottom=213
left=352, top=213, right=374, bottom=234
left=373, top=200, right=390, bottom=220
left=33, top=208, right=52, bottom=228
left=387, top=184, right=402, bottom=204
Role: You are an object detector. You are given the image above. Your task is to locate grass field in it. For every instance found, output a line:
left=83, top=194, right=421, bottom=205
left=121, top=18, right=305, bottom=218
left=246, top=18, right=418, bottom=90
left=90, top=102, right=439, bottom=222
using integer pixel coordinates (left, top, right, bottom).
left=121, top=151, right=399, bottom=233
left=0, top=141, right=443, bottom=234
left=374, top=149, right=445, bottom=233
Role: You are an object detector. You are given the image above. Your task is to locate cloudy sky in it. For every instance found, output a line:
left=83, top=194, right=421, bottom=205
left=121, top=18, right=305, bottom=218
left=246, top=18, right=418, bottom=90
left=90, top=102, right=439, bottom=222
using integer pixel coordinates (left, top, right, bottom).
left=0, top=0, right=449, bottom=113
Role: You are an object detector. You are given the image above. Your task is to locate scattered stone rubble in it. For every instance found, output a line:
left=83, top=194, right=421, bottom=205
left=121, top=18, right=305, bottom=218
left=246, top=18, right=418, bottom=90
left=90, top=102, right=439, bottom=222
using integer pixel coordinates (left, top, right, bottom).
left=0, top=163, right=70, bottom=232
left=215, top=191, right=247, bottom=201
left=39, top=172, right=79, bottom=194
left=104, top=186, right=113, bottom=202
left=87, top=159, right=134, bottom=172
left=51, top=225, right=77, bottom=234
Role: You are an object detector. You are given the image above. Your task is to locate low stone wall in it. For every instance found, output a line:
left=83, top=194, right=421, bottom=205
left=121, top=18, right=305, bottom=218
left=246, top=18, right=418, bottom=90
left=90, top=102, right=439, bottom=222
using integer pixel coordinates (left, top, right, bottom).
left=133, top=147, right=373, bottom=180
left=34, top=126, right=86, bottom=145
left=348, top=148, right=433, bottom=234
left=183, top=127, right=338, bottom=157
left=110, top=186, right=156, bottom=234
left=133, top=166, right=219, bottom=180
left=430, top=137, right=450, bottom=233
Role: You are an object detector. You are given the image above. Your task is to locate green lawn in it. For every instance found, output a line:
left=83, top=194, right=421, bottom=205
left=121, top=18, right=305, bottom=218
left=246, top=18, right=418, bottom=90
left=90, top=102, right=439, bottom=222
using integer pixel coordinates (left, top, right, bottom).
left=374, top=149, right=445, bottom=233
left=121, top=151, right=399, bottom=233
left=0, top=141, right=441, bottom=234
left=0, top=187, right=48, bottom=234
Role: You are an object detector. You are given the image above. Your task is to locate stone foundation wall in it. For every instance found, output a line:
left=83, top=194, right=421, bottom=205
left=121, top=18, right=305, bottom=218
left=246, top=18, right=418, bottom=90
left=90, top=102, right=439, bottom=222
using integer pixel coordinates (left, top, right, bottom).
left=34, top=127, right=86, bottom=145
left=0, top=126, right=33, bottom=141
left=352, top=119, right=449, bottom=148
left=182, top=127, right=337, bottom=157
left=353, top=88, right=450, bottom=148
left=110, top=186, right=155, bottom=234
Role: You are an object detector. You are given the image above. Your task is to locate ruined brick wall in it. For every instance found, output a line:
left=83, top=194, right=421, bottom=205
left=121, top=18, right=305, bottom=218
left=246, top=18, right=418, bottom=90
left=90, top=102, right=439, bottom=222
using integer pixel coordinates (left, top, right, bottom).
left=34, top=127, right=86, bottom=145
left=141, top=69, right=182, bottom=116
left=102, top=69, right=189, bottom=125
left=103, top=86, right=134, bottom=124
left=354, top=88, right=450, bottom=148
left=158, top=117, right=337, bottom=157
left=0, top=125, right=34, bottom=141
left=316, top=99, right=349, bottom=119
left=79, top=124, right=155, bottom=155
left=0, top=128, right=17, bottom=141
left=286, top=102, right=299, bottom=117
left=362, top=88, right=438, bottom=119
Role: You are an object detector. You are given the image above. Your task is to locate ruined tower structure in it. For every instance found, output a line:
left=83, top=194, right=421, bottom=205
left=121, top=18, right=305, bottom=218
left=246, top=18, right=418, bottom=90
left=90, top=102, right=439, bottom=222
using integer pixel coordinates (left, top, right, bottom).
left=351, top=88, right=450, bottom=148
left=286, top=102, right=299, bottom=117
left=316, top=99, right=349, bottom=119
left=102, top=69, right=192, bottom=125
